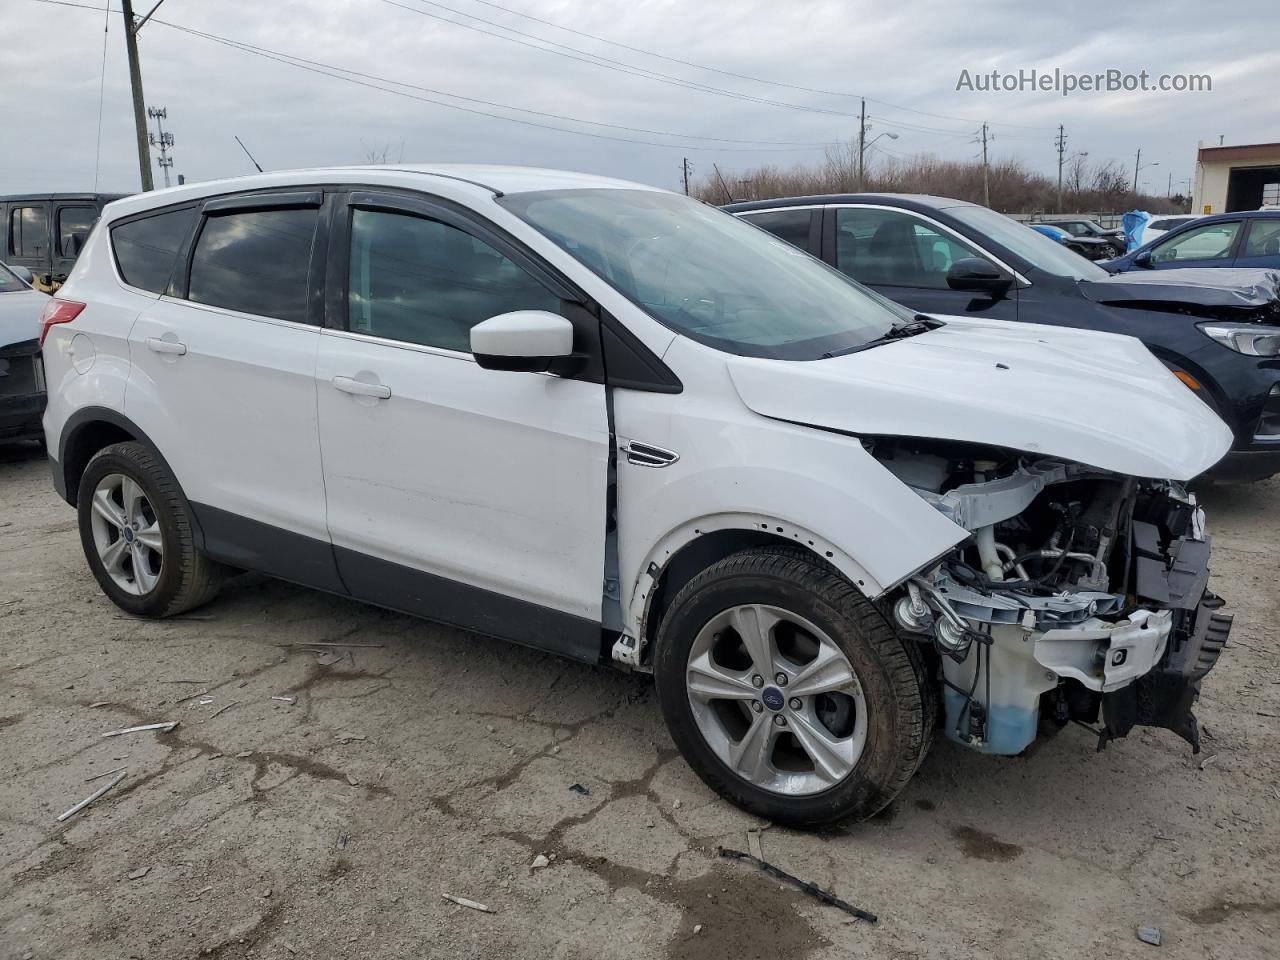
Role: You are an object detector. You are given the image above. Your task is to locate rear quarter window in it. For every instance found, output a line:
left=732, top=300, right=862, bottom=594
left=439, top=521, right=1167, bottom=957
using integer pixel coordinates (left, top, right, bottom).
left=111, top=207, right=197, bottom=294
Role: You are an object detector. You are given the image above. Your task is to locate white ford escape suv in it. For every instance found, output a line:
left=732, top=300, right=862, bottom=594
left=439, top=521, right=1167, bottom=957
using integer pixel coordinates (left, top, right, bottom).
left=41, top=165, right=1235, bottom=826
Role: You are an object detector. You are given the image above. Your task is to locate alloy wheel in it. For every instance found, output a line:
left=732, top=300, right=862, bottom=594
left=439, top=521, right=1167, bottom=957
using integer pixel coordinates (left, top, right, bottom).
left=88, top=473, right=164, bottom=595
left=685, top=603, right=868, bottom=796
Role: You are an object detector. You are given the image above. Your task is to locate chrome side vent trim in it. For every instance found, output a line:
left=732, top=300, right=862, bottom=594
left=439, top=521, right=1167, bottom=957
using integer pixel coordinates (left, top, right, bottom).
left=623, top=441, right=679, bottom=468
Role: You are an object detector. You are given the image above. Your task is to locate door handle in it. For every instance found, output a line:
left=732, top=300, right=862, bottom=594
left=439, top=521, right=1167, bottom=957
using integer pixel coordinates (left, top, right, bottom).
left=146, top=336, right=187, bottom=356
left=332, top=375, right=391, bottom=400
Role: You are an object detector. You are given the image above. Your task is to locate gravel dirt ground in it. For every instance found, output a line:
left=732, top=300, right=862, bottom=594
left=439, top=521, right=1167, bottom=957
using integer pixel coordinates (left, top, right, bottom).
left=2, top=440, right=1278, bottom=960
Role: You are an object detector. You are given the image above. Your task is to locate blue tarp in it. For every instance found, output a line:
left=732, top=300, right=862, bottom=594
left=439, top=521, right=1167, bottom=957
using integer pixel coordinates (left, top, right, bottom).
left=1121, top=210, right=1151, bottom=252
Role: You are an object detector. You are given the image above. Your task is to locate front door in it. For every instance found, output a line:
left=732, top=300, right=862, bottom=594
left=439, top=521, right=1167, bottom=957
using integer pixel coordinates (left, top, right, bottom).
left=825, top=206, right=1019, bottom=320
left=315, top=192, right=610, bottom=661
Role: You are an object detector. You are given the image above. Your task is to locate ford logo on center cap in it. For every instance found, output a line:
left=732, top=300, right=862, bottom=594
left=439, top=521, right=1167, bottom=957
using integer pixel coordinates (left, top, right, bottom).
left=761, top=687, right=785, bottom=711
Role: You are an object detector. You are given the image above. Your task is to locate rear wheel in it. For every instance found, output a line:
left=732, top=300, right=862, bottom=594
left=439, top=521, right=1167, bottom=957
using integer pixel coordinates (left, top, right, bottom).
left=77, top=441, right=225, bottom=617
left=654, top=548, right=930, bottom=827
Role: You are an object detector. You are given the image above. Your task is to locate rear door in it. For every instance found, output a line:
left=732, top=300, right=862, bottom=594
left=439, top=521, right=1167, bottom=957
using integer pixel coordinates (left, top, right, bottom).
left=123, top=192, right=340, bottom=589
left=314, top=190, right=610, bottom=660
left=824, top=205, right=1019, bottom=320
left=1235, top=217, right=1280, bottom=269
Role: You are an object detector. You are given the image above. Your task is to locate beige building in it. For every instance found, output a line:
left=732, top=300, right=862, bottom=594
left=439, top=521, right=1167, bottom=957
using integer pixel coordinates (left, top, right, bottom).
left=1193, top=141, right=1280, bottom=214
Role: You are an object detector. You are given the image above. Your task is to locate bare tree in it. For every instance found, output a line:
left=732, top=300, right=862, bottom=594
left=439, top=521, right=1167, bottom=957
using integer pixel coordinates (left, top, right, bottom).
left=692, top=147, right=1184, bottom=215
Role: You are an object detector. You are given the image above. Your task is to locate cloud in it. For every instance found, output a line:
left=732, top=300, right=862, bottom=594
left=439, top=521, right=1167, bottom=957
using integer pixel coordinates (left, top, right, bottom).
left=2, top=0, right=1274, bottom=196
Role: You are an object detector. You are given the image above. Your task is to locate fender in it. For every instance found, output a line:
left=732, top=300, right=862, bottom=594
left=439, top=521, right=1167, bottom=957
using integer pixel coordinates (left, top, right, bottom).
left=624, top=512, right=883, bottom=644
left=53, top=406, right=208, bottom=553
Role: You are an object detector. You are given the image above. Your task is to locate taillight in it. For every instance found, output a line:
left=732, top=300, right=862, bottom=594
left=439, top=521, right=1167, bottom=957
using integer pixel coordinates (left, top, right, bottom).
left=39, top=298, right=86, bottom=345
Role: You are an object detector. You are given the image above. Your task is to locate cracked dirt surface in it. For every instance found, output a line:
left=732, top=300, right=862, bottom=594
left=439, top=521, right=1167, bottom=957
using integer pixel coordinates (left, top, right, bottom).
left=1, top=441, right=1278, bottom=959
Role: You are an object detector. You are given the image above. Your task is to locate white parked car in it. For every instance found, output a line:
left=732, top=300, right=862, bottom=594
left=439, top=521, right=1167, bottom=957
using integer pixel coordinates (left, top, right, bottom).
left=41, top=166, right=1233, bottom=825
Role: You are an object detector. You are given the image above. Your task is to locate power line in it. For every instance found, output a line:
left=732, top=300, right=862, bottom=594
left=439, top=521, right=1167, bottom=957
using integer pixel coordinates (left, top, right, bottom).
left=33, top=0, right=839, bottom=153
left=379, top=0, right=884, bottom=121
left=172, top=20, right=833, bottom=147
left=462, top=0, right=1055, bottom=132
left=92, top=0, right=110, bottom=190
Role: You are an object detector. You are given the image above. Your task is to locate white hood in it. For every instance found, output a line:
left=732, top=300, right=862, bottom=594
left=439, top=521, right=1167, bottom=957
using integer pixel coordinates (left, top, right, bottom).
left=727, top=315, right=1233, bottom=481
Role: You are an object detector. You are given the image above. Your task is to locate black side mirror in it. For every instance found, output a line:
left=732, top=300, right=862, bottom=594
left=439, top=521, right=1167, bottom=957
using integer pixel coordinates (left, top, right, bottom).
left=1133, top=250, right=1153, bottom=268
left=946, top=257, right=1013, bottom=295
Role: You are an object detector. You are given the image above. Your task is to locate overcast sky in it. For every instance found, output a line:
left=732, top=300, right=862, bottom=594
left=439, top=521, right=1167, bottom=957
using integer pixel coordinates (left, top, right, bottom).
left=3, top=0, right=1275, bottom=198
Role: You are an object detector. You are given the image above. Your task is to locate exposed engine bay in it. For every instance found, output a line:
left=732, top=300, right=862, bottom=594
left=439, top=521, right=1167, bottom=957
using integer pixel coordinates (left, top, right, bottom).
left=872, top=438, right=1233, bottom=756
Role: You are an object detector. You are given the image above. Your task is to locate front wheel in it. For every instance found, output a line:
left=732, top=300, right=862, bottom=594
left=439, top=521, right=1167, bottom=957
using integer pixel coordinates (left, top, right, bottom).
left=654, top=548, right=931, bottom=827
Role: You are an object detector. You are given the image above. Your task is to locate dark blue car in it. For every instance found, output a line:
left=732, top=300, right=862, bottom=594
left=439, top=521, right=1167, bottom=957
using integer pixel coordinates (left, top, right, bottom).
left=725, top=193, right=1280, bottom=481
left=1106, top=210, right=1280, bottom=272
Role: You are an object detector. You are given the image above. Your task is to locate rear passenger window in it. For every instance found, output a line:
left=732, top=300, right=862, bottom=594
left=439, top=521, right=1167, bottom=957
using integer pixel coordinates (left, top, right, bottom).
left=347, top=209, right=560, bottom=352
left=10, top=206, right=48, bottom=258
left=188, top=208, right=318, bottom=323
left=111, top=207, right=196, bottom=294
left=739, top=209, right=813, bottom=251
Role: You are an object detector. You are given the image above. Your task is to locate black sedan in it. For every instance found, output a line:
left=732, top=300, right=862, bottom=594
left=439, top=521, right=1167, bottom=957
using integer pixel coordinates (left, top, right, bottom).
left=0, top=262, right=48, bottom=444
left=725, top=194, right=1280, bottom=482
left=1044, top=217, right=1126, bottom=258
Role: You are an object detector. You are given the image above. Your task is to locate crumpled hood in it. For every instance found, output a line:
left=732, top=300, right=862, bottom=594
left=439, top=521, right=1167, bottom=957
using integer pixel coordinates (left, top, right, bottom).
left=0, top=289, right=47, bottom=347
left=726, top=315, right=1233, bottom=481
left=1082, top=268, right=1280, bottom=316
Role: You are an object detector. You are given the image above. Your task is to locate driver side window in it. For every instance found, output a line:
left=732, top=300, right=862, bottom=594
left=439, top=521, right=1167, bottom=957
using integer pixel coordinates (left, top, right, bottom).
left=1152, top=221, right=1240, bottom=263
left=834, top=207, right=983, bottom=289
left=347, top=209, right=561, bottom=352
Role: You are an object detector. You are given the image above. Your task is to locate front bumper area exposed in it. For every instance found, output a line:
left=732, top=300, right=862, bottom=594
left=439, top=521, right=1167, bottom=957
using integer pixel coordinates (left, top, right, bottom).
left=891, top=461, right=1231, bottom=757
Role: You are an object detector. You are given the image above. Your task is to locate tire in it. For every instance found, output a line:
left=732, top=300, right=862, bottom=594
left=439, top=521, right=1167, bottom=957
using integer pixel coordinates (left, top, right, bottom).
left=77, top=441, right=225, bottom=617
left=654, top=547, right=930, bottom=828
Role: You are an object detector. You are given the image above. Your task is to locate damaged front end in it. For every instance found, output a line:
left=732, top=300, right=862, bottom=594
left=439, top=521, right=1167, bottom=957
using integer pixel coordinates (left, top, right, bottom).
left=875, top=440, right=1232, bottom=756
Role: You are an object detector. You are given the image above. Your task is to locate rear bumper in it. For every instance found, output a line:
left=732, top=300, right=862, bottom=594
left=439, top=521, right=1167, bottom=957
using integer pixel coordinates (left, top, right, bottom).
left=0, top=392, right=46, bottom=442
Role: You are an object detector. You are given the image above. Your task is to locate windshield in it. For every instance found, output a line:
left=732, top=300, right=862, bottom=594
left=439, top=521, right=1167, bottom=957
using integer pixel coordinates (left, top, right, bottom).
left=500, top=188, right=913, bottom=359
left=0, top=263, right=28, bottom=293
left=948, top=205, right=1111, bottom=282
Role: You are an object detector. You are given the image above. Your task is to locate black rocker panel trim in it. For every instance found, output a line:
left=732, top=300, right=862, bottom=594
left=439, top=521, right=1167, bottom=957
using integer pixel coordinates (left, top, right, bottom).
left=333, top=545, right=603, bottom=664
left=190, top=502, right=347, bottom=595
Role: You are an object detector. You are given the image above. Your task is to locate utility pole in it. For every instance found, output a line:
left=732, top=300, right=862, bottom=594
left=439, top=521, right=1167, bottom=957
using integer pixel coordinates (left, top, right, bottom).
left=856, top=98, right=867, bottom=191
left=681, top=157, right=692, bottom=196
left=980, top=122, right=992, bottom=208
left=148, top=106, right=174, bottom=188
left=121, top=0, right=154, bottom=191
left=1055, top=124, right=1067, bottom=211
left=711, top=164, right=734, bottom=204
left=1167, top=171, right=1172, bottom=198
left=1133, top=148, right=1141, bottom=192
